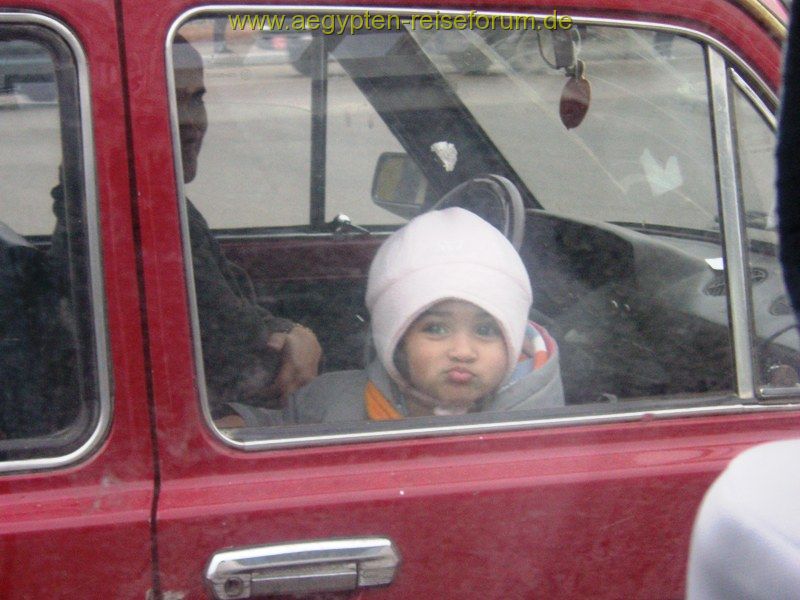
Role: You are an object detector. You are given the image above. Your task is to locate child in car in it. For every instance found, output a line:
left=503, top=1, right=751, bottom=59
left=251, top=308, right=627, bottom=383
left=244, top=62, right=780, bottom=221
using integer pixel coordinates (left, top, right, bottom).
left=227, top=207, right=563, bottom=426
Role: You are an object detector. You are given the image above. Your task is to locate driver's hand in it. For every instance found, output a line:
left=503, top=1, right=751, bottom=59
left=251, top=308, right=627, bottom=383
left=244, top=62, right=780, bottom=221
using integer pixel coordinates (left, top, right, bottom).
left=267, top=324, right=322, bottom=402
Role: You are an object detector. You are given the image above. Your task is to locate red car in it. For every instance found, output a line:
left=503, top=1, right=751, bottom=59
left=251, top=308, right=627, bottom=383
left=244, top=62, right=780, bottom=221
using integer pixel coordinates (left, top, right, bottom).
left=0, top=0, right=796, bottom=598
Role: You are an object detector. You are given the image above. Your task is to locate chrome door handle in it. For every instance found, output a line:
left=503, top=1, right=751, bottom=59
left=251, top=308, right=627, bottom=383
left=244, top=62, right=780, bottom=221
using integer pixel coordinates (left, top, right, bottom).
left=205, top=537, right=400, bottom=599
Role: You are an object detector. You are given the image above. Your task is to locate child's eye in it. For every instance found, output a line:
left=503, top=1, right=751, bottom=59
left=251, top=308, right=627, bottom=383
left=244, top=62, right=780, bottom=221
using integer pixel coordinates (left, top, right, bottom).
left=475, top=322, right=501, bottom=338
left=422, top=322, right=448, bottom=335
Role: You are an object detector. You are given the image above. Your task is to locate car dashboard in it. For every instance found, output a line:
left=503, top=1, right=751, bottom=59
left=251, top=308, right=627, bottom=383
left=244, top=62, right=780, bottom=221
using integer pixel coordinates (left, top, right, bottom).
left=521, top=210, right=798, bottom=403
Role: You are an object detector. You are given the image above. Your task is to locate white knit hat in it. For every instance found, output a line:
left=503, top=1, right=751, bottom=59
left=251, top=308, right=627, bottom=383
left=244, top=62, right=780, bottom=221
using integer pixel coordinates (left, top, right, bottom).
left=366, top=207, right=532, bottom=383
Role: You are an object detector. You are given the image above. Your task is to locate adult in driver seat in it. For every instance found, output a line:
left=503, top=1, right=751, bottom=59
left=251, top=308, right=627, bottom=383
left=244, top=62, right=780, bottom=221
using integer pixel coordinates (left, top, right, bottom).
left=171, top=34, right=322, bottom=415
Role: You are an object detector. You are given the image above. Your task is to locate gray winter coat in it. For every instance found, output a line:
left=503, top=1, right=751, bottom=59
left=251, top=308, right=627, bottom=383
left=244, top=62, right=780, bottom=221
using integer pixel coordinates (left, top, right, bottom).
left=230, top=330, right=564, bottom=426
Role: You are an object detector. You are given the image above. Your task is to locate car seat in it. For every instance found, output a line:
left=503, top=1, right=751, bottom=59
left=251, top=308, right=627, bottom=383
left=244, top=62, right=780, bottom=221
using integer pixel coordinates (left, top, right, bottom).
left=0, top=220, right=78, bottom=441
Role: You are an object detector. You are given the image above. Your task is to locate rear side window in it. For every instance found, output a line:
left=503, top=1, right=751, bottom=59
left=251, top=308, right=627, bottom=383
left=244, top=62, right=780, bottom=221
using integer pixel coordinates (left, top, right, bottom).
left=0, top=19, right=105, bottom=466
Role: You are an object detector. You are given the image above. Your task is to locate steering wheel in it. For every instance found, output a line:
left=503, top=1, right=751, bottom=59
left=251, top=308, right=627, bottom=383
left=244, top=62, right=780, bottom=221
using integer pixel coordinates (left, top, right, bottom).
left=430, top=174, right=526, bottom=250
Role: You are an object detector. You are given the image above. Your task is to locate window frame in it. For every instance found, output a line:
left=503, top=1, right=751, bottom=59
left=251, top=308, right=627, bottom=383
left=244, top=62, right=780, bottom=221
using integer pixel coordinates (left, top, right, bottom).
left=727, top=68, right=800, bottom=399
left=0, top=12, right=110, bottom=473
left=166, top=7, right=798, bottom=453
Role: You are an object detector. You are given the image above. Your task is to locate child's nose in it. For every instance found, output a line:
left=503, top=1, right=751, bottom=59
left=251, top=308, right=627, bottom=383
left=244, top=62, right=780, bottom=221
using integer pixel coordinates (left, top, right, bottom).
left=447, top=332, right=477, bottom=361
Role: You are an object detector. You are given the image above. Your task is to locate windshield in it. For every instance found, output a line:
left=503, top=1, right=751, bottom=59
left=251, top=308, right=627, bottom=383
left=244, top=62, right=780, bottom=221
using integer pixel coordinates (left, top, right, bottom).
left=413, top=25, right=720, bottom=232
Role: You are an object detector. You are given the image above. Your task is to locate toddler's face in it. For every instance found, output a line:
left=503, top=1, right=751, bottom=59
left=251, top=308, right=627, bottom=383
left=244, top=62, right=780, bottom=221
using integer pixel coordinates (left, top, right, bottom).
left=400, top=300, right=508, bottom=413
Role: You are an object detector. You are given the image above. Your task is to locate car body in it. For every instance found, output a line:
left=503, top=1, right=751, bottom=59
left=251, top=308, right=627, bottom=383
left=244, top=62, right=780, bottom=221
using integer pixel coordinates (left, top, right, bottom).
left=0, top=0, right=797, bottom=599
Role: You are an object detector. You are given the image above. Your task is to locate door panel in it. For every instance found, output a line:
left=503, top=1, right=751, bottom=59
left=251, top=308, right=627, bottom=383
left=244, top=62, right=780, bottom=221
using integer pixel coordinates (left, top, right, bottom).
left=152, top=414, right=800, bottom=598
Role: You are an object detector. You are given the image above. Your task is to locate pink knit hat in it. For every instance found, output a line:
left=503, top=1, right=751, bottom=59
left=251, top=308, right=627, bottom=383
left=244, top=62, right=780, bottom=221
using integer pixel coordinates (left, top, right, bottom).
left=366, top=208, right=533, bottom=383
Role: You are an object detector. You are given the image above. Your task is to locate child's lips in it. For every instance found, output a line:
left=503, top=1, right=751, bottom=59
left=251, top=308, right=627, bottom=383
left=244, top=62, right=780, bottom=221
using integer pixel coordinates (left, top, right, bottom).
left=446, top=368, right=475, bottom=384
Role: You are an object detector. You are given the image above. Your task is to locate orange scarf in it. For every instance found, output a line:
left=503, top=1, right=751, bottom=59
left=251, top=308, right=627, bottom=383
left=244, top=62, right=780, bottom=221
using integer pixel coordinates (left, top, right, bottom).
left=364, top=381, right=403, bottom=420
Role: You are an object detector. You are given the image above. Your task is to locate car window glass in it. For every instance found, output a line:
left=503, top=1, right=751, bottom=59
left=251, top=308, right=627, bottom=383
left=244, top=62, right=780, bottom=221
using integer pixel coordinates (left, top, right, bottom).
left=325, top=52, right=405, bottom=225
left=732, top=84, right=800, bottom=391
left=0, top=26, right=102, bottom=463
left=171, top=14, right=753, bottom=446
left=418, top=26, right=716, bottom=229
left=187, top=21, right=408, bottom=229
left=185, top=19, right=312, bottom=228
left=0, top=39, right=58, bottom=235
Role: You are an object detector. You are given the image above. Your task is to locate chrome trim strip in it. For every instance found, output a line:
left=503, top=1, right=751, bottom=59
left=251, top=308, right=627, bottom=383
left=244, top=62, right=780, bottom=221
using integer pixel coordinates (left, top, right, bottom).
left=729, top=69, right=796, bottom=399
left=708, top=48, right=756, bottom=400
left=228, top=402, right=799, bottom=451
left=0, top=13, right=111, bottom=473
left=730, top=69, right=777, bottom=129
left=214, top=230, right=392, bottom=241
left=166, top=7, right=788, bottom=451
left=735, top=0, right=786, bottom=39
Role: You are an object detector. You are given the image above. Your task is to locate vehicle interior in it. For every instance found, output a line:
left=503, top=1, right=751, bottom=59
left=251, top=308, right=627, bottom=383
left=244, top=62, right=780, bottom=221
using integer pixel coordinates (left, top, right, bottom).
left=182, top=16, right=798, bottom=419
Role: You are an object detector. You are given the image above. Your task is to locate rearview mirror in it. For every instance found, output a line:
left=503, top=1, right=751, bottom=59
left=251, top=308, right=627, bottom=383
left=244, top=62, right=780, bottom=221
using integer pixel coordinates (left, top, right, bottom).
left=371, top=153, right=429, bottom=219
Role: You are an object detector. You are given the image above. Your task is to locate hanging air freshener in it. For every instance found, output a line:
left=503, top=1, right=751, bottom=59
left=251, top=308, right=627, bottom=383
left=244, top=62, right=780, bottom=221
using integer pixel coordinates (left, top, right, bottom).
left=559, top=59, right=591, bottom=129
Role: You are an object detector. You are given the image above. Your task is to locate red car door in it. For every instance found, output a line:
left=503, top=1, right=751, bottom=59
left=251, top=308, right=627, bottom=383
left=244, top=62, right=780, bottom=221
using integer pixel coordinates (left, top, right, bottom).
left=124, top=1, right=800, bottom=599
left=0, top=2, right=154, bottom=598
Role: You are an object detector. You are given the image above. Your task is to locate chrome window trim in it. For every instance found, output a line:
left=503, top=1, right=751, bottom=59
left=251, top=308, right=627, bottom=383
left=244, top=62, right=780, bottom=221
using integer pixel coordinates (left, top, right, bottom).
left=708, top=48, right=756, bottom=400
left=737, top=0, right=787, bottom=39
left=213, top=230, right=395, bottom=241
left=166, top=23, right=217, bottom=431
left=166, top=7, right=792, bottom=452
left=0, top=13, right=111, bottom=473
left=730, top=70, right=777, bottom=130
left=224, top=402, right=799, bottom=450
left=728, top=69, right=798, bottom=398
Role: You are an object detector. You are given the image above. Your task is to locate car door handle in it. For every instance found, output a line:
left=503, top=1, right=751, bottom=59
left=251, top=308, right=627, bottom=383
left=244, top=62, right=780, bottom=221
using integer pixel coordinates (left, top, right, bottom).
left=204, top=537, right=400, bottom=599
